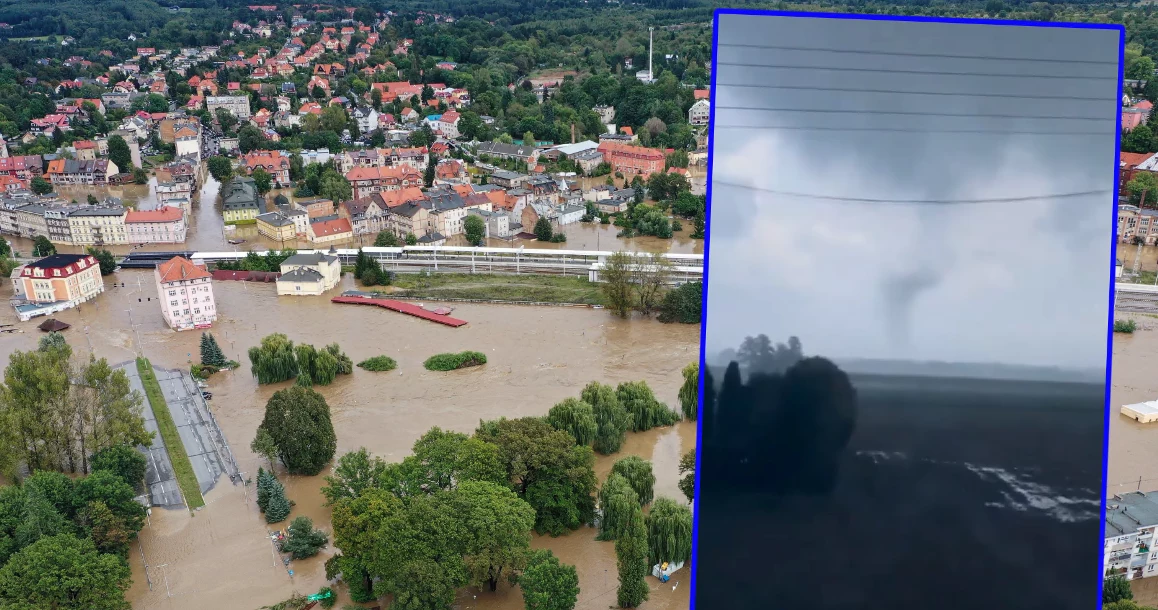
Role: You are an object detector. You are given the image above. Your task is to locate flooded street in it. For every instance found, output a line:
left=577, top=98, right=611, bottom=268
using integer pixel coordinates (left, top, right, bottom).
left=0, top=269, right=698, bottom=610
left=1108, top=313, right=1158, bottom=497
left=6, top=172, right=703, bottom=257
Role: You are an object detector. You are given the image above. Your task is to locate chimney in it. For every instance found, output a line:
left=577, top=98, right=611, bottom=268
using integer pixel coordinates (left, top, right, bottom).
left=648, top=26, right=654, bottom=80
left=571, top=123, right=576, bottom=144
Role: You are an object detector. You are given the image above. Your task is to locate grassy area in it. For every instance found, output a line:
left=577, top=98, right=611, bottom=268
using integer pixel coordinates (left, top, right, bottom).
left=357, top=355, right=397, bottom=371
left=225, top=219, right=257, bottom=226
left=136, top=358, right=205, bottom=510
left=390, top=273, right=606, bottom=305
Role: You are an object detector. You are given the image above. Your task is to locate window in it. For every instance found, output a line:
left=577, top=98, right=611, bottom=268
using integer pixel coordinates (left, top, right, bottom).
left=170, top=300, right=178, bottom=306
left=169, top=290, right=176, bottom=296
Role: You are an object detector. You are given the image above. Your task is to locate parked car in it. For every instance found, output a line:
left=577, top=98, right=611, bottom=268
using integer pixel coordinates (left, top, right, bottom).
left=201, top=391, right=213, bottom=400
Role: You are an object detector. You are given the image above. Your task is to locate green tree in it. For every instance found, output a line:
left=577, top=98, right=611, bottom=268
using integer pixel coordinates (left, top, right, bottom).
left=519, top=549, right=579, bottom=610
left=1105, top=575, right=1134, bottom=603
left=408, top=124, right=436, bottom=148
left=405, top=233, right=418, bottom=246
left=1129, top=171, right=1158, bottom=207
left=107, top=135, right=133, bottom=172
left=85, top=248, right=117, bottom=276
left=73, top=470, right=146, bottom=534
left=265, top=480, right=292, bottom=523
left=658, top=281, right=702, bottom=325
left=614, top=504, right=649, bottom=608
left=30, top=176, right=53, bottom=195
left=645, top=497, right=692, bottom=565
left=200, top=333, right=227, bottom=368
left=464, top=214, right=486, bottom=246
left=678, top=363, right=699, bottom=420
left=77, top=500, right=132, bottom=556
left=87, top=194, right=99, bottom=205
left=248, top=333, right=300, bottom=384
left=258, top=386, right=337, bottom=475
left=0, top=534, right=132, bottom=610
left=610, top=457, right=655, bottom=508
left=522, top=131, right=536, bottom=146
left=446, top=480, right=536, bottom=591
left=546, top=398, right=598, bottom=447
left=250, top=427, right=279, bottom=470
left=321, top=105, right=348, bottom=133
left=616, top=381, right=678, bottom=432
left=207, top=156, right=233, bottom=183
left=32, top=235, right=56, bottom=257
left=423, top=158, right=437, bottom=187
left=533, top=217, right=553, bottom=241
left=374, top=231, right=399, bottom=247
left=596, top=473, right=638, bottom=542
left=322, top=448, right=389, bottom=505
left=90, top=445, right=147, bottom=492
left=319, top=172, right=352, bottom=203
left=252, top=167, right=273, bottom=195
left=132, top=168, right=148, bottom=185
left=395, top=428, right=508, bottom=495
left=678, top=449, right=695, bottom=504
left=601, top=252, right=635, bottom=319
left=1129, top=56, right=1156, bottom=81
left=582, top=382, right=630, bottom=455
left=283, top=516, right=328, bottom=559
left=256, top=467, right=275, bottom=513
left=476, top=417, right=597, bottom=536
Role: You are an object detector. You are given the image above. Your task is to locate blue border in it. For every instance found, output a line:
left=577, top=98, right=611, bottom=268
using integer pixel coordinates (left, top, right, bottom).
left=691, top=10, right=1125, bottom=610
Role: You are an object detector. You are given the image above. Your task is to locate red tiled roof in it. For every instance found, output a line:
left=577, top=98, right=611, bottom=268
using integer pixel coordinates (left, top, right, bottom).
left=126, top=206, right=183, bottom=223
left=156, top=256, right=211, bottom=283
left=311, top=217, right=353, bottom=237
left=1122, top=152, right=1156, bottom=167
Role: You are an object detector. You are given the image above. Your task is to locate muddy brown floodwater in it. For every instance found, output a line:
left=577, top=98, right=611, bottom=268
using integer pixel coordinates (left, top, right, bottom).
left=0, top=269, right=698, bottom=610
left=5, top=170, right=704, bottom=258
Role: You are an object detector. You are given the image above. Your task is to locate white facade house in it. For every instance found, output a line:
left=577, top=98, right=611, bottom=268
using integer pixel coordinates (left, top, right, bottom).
left=353, top=107, right=380, bottom=135
left=155, top=256, right=217, bottom=331
left=688, top=99, right=711, bottom=126
left=276, top=250, right=341, bottom=296
left=206, top=95, right=252, bottom=121
left=1106, top=492, right=1158, bottom=581
left=557, top=203, right=585, bottom=226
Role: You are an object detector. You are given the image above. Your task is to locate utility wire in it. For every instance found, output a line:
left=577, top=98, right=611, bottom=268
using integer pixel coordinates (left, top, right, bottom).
left=711, top=124, right=1109, bottom=136
left=714, top=60, right=1113, bottom=81
left=712, top=180, right=1111, bottom=205
left=715, top=42, right=1118, bottom=66
left=712, top=82, right=1111, bottom=102
left=715, top=105, right=1109, bottom=122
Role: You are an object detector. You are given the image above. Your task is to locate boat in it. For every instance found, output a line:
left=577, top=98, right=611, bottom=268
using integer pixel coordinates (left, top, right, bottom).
left=427, top=306, right=454, bottom=316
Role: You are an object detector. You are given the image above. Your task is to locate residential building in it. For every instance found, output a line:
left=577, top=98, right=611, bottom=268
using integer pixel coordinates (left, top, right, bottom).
left=242, top=150, right=292, bottom=186
left=155, top=256, right=217, bottom=331
left=433, top=159, right=467, bottom=185
left=73, top=140, right=98, bottom=161
left=222, top=176, right=263, bottom=222
left=256, top=211, right=297, bottom=243
left=0, top=156, right=44, bottom=180
left=206, top=95, right=252, bottom=120
left=423, top=188, right=468, bottom=236
left=45, top=159, right=118, bottom=186
left=572, top=149, right=604, bottom=175
left=12, top=254, right=104, bottom=321
left=1105, top=492, right=1158, bottom=581
left=1121, top=152, right=1156, bottom=196
left=276, top=250, right=341, bottom=296
left=68, top=205, right=128, bottom=245
left=340, top=195, right=387, bottom=235
left=309, top=217, right=353, bottom=243
left=688, top=99, right=711, bottom=126
left=593, top=105, right=615, bottom=124
left=1124, top=100, right=1154, bottom=133
left=295, top=198, right=335, bottom=219
left=175, top=125, right=202, bottom=159
left=109, top=130, right=143, bottom=168
left=476, top=142, right=538, bottom=168
left=352, top=107, right=379, bottom=133
left=437, top=110, right=460, bottom=138
left=156, top=181, right=194, bottom=213
left=468, top=208, right=512, bottom=239
left=387, top=200, right=430, bottom=240
left=597, top=141, right=664, bottom=175
left=490, top=170, right=527, bottom=189
left=346, top=165, right=423, bottom=198
left=125, top=206, right=187, bottom=243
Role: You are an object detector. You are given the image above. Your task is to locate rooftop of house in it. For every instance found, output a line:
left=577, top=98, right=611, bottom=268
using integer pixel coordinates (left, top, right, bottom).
left=156, top=256, right=211, bottom=283
left=27, top=253, right=93, bottom=270
left=282, top=251, right=339, bottom=267
left=1108, top=492, right=1158, bottom=538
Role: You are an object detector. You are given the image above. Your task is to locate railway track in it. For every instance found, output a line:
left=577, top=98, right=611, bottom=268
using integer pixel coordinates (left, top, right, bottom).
left=1116, top=283, right=1158, bottom=313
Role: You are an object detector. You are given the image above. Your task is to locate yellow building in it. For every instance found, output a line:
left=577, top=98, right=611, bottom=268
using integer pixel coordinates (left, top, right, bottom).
left=67, top=206, right=129, bottom=245
left=256, top=212, right=296, bottom=242
left=221, top=176, right=262, bottom=223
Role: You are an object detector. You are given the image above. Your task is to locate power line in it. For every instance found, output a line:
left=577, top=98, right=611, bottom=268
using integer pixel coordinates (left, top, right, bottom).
left=715, top=105, right=1108, bottom=122
left=712, top=180, right=1111, bottom=205
left=713, top=82, right=1111, bottom=102
left=716, top=42, right=1118, bottom=66
left=712, top=124, right=1108, bottom=136
left=715, top=60, right=1114, bottom=81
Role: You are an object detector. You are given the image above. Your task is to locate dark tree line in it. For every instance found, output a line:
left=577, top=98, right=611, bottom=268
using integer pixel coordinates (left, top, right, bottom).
left=701, top=335, right=858, bottom=495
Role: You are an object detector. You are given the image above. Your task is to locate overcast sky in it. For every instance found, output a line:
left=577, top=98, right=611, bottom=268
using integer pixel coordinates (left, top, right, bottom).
left=706, top=14, right=1121, bottom=370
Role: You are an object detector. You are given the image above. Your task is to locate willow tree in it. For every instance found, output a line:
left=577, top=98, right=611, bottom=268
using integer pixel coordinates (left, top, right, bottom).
left=646, top=497, right=693, bottom=566
left=610, top=456, right=655, bottom=507
left=614, top=503, right=649, bottom=608
left=581, top=382, right=629, bottom=455
left=596, top=473, right=639, bottom=541
left=248, top=334, right=300, bottom=384
left=546, top=398, right=597, bottom=446
left=616, top=381, right=679, bottom=433
left=678, top=363, right=699, bottom=420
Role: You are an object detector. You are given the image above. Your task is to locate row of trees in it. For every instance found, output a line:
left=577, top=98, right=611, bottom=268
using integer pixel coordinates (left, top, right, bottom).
left=247, top=333, right=354, bottom=387
left=0, top=333, right=151, bottom=477
left=600, top=251, right=702, bottom=325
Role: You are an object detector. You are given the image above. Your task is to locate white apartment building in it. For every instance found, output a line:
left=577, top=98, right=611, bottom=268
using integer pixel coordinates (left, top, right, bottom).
left=206, top=95, right=252, bottom=121
left=1106, top=492, right=1158, bottom=581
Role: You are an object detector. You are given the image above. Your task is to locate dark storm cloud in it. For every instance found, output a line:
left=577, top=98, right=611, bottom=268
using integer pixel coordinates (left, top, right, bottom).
left=705, top=15, right=1119, bottom=369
